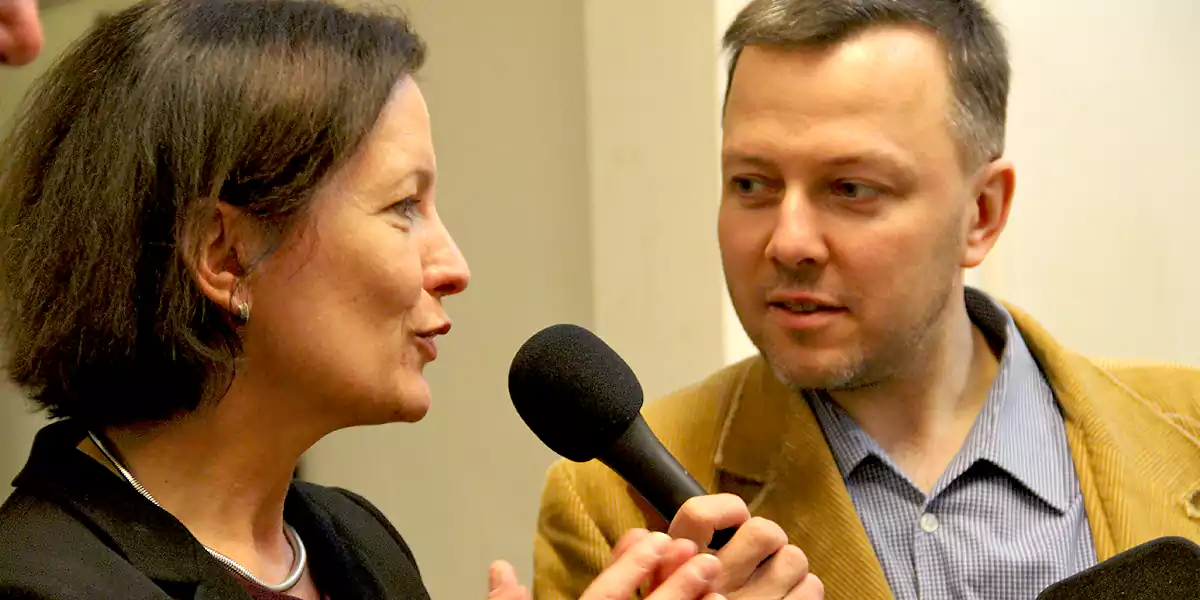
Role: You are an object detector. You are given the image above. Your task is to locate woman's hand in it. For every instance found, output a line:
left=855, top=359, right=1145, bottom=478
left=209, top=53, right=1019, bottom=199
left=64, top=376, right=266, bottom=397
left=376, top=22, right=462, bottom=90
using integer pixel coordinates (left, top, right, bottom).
left=488, top=492, right=823, bottom=600
left=488, top=529, right=724, bottom=600
left=633, top=493, right=824, bottom=600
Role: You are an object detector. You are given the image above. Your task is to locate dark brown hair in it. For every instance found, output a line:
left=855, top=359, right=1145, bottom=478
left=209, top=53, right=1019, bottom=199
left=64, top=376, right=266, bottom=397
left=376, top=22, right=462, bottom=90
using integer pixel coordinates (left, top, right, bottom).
left=724, top=0, right=1010, bottom=168
left=0, top=0, right=426, bottom=428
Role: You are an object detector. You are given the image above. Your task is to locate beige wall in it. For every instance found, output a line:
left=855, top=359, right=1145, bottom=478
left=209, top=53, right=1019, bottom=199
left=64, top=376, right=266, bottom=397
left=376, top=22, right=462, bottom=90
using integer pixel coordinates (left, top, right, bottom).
left=584, top=0, right=727, bottom=401
left=980, top=0, right=1200, bottom=363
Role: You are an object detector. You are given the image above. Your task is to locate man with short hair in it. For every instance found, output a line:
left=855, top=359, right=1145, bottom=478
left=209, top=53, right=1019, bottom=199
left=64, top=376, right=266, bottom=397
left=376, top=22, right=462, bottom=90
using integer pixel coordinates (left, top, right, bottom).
left=533, top=1, right=1200, bottom=599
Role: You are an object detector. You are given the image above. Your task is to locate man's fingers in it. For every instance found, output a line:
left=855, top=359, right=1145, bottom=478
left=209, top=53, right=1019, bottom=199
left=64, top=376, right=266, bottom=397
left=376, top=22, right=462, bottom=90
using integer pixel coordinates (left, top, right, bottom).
left=646, top=553, right=722, bottom=600
left=667, top=494, right=752, bottom=548
left=580, top=531, right=672, bottom=600
left=715, top=518, right=791, bottom=590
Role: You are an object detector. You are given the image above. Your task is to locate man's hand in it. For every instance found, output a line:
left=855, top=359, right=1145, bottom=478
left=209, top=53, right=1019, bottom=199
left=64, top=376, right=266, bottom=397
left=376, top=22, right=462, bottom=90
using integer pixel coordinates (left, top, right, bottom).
left=636, top=493, right=824, bottom=600
left=489, top=529, right=725, bottom=600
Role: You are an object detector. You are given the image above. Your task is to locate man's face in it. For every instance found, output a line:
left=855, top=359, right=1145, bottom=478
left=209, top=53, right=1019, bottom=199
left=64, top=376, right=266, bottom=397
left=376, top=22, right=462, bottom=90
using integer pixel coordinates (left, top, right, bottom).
left=1, top=0, right=43, bottom=66
left=719, top=25, right=1007, bottom=391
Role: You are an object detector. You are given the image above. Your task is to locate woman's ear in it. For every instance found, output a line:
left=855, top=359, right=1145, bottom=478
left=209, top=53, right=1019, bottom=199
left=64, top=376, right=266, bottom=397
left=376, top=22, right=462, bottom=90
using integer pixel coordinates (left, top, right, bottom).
left=186, top=201, right=255, bottom=320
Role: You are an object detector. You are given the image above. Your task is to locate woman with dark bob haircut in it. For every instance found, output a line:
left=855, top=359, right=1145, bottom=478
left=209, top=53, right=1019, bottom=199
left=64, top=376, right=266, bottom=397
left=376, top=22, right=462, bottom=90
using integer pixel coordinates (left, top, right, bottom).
left=0, top=0, right=823, bottom=599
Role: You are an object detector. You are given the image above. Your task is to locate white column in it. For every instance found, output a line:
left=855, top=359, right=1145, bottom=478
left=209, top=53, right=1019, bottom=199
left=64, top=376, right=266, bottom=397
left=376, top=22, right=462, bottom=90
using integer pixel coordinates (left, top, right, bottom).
left=714, top=0, right=762, bottom=365
left=583, top=0, right=732, bottom=397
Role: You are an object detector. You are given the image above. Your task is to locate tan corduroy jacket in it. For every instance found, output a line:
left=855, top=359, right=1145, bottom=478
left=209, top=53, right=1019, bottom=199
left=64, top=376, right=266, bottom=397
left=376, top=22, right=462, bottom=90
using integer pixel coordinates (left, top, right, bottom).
left=532, top=304, right=1200, bottom=600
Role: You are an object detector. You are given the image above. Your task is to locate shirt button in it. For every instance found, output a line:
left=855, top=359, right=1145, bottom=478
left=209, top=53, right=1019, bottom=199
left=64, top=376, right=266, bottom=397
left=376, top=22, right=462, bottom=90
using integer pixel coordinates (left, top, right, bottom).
left=919, top=513, right=940, bottom=533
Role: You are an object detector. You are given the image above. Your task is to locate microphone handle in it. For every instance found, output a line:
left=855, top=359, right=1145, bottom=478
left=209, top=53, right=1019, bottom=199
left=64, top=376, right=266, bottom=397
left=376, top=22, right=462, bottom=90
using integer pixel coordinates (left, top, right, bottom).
left=599, top=416, right=737, bottom=550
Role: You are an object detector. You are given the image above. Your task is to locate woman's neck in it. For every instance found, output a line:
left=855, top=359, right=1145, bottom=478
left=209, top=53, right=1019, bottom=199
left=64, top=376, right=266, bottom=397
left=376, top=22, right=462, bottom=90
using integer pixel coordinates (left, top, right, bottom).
left=78, top=383, right=328, bottom=589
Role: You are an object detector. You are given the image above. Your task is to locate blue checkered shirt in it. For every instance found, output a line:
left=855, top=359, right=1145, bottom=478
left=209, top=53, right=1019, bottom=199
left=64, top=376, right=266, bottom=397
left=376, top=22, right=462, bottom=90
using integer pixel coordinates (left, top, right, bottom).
left=806, top=288, right=1098, bottom=599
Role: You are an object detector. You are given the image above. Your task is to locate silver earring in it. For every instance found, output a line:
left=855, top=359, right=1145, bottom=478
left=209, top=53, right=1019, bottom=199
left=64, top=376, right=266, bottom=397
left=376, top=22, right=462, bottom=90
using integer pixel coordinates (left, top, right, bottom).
left=235, top=301, right=250, bottom=324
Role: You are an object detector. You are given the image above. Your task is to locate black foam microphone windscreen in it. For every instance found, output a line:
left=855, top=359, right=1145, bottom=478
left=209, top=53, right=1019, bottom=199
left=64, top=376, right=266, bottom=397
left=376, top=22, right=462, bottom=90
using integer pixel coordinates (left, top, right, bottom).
left=1036, top=536, right=1200, bottom=599
left=508, top=323, right=643, bottom=463
left=509, top=323, right=736, bottom=548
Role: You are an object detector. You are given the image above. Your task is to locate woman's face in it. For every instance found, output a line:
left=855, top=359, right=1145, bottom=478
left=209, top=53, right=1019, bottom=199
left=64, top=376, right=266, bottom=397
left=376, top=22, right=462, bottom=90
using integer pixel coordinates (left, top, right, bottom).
left=240, top=77, right=470, bottom=427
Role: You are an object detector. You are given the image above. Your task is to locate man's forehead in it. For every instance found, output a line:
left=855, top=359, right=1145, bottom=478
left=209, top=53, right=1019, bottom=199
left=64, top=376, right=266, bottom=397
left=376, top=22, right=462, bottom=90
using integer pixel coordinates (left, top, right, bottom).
left=726, top=27, right=953, bottom=119
left=721, top=29, right=966, bottom=176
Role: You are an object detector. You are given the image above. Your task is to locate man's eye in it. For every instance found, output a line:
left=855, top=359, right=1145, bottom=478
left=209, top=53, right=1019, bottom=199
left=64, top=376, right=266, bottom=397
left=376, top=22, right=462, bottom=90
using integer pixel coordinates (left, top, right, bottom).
left=830, top=180, right=882, bottom=200
left=731, top=176, right=768, bottom=195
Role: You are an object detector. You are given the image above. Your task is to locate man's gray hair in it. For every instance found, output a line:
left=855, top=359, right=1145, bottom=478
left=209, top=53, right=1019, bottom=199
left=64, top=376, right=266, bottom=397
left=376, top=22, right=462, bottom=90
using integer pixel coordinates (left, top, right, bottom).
left=724, top=0, right=1010, bottom=168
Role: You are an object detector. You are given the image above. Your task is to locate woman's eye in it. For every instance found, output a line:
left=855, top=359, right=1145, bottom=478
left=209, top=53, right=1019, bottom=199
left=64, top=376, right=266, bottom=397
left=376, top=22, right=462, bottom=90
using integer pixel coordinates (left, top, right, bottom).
left=392, top=197, right=420, bottom=219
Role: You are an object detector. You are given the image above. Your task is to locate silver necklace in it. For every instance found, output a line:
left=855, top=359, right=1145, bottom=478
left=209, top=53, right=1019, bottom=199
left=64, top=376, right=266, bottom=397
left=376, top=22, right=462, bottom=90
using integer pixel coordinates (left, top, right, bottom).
left=86, top=431, right=307, bottom=593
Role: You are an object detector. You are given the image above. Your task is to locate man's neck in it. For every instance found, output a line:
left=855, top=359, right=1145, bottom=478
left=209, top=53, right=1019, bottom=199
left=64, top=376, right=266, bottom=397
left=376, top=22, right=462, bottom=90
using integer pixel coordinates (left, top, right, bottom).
left=78, top=383, right=328, bottom=590
left=828, top=302, right=1002, bottom=493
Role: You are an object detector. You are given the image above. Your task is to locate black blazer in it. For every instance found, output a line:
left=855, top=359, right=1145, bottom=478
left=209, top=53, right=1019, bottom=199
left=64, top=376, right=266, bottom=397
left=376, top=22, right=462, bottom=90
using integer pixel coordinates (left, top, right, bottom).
left=0, top=420, right=431, bottom=600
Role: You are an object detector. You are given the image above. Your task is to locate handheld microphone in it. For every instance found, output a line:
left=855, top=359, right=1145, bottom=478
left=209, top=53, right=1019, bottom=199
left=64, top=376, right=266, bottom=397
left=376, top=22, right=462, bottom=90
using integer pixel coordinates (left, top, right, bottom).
left=1036, top=536, right=1200, bottom=599
left=508, top=323, right=736, bottom=549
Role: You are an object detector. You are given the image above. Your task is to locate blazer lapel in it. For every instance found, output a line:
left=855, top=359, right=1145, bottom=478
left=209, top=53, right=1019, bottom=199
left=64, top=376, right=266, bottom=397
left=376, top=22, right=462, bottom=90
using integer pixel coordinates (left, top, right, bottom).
left=1009, top=305, right=1200, bottom=559
left=12, top=420, right=253, bottom=600
left=712, top=359, right=893, bottom=600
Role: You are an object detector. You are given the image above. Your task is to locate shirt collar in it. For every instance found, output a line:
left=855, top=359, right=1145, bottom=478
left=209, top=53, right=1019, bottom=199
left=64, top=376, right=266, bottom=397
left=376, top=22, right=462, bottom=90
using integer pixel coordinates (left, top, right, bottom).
left=808, top=287, right=1076, bottom=513
left=971, top=289, right=1076, bottom=513
left=807, top=391, right=877, bottom=479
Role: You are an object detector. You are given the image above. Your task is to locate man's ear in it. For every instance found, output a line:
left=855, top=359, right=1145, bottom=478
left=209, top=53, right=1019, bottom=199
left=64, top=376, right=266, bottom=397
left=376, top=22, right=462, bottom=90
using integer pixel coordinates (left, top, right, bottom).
left=185, top=201, right=255, bottom=318
left=962, top=158, right=1015, bottom=269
